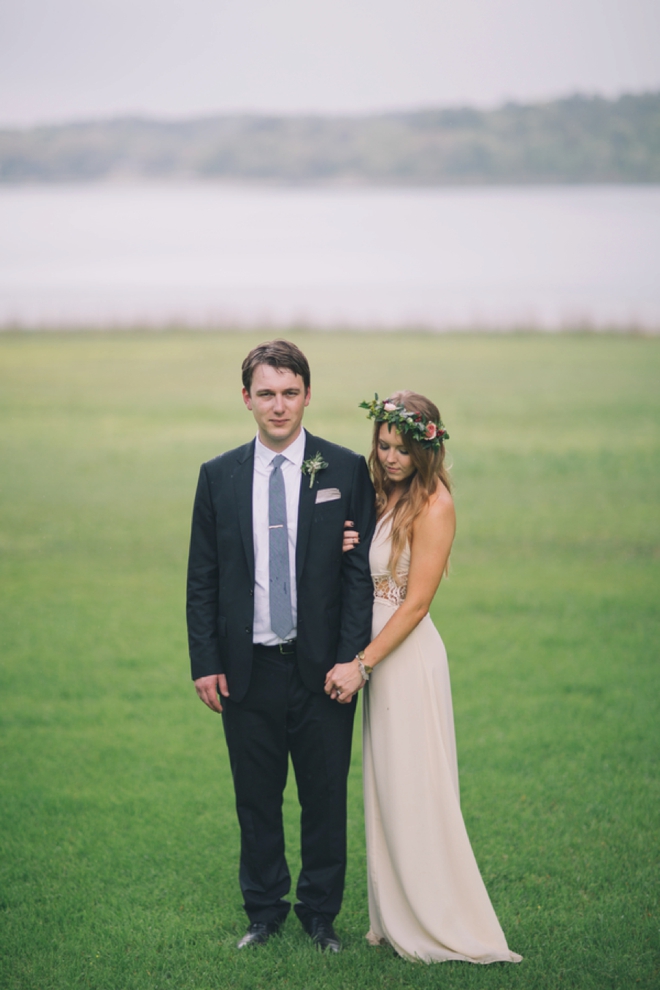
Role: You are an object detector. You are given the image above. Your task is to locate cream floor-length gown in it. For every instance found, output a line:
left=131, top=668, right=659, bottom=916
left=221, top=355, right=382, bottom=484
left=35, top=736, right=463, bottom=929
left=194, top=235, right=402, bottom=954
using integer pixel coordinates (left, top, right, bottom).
left=362, top=517, right=522, bottom=964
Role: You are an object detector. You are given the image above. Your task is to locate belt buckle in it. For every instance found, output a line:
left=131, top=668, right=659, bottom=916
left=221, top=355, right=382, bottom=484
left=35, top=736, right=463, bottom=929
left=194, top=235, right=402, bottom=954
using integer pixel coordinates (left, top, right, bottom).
left=279, top=640, right=295, bottom=656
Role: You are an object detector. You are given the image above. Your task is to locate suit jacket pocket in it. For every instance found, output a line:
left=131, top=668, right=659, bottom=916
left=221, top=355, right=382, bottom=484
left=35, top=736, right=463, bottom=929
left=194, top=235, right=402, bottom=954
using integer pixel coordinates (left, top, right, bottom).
left=315, top=487, right=341, bottom=504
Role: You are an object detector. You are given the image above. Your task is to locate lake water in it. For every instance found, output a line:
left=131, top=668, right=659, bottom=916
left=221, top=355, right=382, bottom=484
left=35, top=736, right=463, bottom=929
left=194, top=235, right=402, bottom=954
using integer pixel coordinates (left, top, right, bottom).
left=1, top=184, right=659, bottom=330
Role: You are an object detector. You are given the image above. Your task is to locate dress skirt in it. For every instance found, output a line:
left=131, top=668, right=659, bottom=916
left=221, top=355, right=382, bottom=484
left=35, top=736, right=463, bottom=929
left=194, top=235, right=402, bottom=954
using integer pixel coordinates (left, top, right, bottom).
left=362, top=599, right=522, bottom=964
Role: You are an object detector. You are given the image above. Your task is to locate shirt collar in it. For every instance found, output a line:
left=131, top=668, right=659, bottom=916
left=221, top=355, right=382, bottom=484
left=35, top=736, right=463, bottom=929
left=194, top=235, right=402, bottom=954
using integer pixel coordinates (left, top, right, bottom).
left=255, top=428, right=306, bottom=469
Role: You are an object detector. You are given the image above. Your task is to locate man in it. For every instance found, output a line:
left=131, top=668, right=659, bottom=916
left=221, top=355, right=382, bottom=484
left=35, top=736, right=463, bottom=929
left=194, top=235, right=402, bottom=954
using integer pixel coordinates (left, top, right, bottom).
left=187, top=339, right=375, bottom=951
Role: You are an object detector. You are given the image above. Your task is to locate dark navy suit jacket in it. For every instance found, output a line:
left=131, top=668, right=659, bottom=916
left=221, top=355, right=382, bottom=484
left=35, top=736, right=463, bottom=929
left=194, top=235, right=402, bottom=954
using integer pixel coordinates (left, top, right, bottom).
left=186, top=431, right=376, bottom=701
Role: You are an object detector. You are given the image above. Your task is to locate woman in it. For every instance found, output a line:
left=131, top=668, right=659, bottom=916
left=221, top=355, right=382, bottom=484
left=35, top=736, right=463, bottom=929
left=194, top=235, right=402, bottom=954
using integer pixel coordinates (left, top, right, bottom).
left=325, top=391, right=521, bottom=965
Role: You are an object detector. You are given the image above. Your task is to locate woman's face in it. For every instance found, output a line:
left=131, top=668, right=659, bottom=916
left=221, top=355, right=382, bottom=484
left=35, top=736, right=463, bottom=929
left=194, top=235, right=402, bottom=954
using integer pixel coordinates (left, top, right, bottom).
left=377, top=423, right=416, bottom=483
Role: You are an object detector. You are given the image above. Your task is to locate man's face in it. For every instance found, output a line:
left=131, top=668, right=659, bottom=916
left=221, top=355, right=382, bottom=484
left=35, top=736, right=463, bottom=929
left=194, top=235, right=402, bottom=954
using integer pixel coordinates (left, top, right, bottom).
left=242, top=363, right=310, bottom=451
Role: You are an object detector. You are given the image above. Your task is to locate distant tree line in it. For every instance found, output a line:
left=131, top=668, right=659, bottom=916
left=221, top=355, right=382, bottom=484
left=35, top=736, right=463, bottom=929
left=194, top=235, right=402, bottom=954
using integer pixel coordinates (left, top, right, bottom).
left=1, top=92, right=659, bottom=184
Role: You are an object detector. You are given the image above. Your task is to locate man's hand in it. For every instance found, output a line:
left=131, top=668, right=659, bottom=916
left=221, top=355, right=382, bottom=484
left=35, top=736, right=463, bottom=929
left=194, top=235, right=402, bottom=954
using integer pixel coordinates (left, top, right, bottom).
left=194, top=673, right=229, bottom=713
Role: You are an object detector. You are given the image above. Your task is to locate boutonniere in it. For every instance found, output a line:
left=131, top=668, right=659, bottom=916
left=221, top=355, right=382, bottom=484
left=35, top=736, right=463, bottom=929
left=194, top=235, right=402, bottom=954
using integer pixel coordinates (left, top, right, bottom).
left=301, top=452, right=329, bottom=488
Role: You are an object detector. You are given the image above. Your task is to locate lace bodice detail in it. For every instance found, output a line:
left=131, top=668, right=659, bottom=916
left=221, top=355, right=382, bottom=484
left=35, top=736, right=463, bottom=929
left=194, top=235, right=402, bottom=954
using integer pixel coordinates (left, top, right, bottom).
left=372, top=575, right=407, bottom=608
left=369, top=515, right=409, bottom=608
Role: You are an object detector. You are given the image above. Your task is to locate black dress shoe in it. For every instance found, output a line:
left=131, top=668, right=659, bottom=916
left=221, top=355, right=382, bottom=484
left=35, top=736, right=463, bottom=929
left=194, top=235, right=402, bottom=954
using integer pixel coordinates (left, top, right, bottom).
left=307, top=916, right=341, bottom=953
left=237, top=921, right=281, bottom=948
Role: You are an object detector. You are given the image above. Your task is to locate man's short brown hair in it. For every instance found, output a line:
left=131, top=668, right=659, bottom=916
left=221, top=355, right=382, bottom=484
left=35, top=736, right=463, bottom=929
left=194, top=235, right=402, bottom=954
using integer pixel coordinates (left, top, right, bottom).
left=241, top=339, right=311, bottom=393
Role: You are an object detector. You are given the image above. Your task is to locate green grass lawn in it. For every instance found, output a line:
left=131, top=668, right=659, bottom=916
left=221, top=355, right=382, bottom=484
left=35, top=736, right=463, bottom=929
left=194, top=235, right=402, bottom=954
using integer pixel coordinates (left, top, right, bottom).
left=0, top=330, right=658, bottom=990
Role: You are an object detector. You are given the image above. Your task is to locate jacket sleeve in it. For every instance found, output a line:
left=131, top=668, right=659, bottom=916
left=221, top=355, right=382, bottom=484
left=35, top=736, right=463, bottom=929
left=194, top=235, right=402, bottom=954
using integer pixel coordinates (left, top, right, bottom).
left=335, top=455, right=377, bottom=665
left=186, top=463, right=224, bottom=680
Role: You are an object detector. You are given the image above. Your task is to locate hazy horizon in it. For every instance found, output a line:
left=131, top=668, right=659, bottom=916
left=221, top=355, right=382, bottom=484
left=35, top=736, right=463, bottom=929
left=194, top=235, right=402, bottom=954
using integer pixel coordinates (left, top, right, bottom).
left=3, top=88, right=660, bottom=133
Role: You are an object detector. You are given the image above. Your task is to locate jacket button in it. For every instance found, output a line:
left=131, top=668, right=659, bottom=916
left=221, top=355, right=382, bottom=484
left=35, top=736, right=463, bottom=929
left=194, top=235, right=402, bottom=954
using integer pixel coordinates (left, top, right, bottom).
left=245, top=626, right=250, bottom=634
left=249, top=589, right=254, bottom=597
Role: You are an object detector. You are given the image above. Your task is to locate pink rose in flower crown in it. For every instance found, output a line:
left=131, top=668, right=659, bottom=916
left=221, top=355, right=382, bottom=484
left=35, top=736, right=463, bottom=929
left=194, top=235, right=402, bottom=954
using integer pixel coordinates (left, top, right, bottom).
left=424, top=422, right=438, bottom=440
left=383, top=402, right=397, bottom=412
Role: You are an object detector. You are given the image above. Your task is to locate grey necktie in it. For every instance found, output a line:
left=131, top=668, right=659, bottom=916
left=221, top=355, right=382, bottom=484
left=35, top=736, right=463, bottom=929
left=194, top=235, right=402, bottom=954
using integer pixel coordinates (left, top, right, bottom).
left=269, top=454, right=293, bottom=640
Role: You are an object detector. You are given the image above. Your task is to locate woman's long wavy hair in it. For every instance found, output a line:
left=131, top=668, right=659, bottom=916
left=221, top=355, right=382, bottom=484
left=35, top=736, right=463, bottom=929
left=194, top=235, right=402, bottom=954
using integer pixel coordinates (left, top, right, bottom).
left=369, top=390, right=452, bottom=583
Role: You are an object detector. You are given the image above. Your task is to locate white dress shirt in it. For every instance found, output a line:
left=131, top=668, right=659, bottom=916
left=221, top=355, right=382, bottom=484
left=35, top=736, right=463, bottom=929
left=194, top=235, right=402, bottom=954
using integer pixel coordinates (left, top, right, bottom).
left=252, top=428, right=306, bottom=645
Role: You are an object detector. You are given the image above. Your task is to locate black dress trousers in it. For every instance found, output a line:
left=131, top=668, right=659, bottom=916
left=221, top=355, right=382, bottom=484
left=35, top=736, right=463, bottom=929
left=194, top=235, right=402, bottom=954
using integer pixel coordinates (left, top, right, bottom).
left=222, top=643, right=357, bottom=926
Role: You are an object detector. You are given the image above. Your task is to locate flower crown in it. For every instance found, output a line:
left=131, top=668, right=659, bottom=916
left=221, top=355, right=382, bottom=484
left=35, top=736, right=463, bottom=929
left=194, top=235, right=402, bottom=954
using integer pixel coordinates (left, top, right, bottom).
left=359, top=394, right=449, bottom=449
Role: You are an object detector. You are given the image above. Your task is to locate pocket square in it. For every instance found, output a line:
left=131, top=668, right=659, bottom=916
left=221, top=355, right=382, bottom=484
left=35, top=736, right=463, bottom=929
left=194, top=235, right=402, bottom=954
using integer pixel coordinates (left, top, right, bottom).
left=315, top=487, right=341, bottom=504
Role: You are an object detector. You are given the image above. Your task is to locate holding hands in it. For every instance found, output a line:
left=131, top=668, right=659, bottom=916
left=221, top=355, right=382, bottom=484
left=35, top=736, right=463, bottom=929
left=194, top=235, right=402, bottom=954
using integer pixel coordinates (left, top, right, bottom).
left=324, top=656, right=366, bottom=704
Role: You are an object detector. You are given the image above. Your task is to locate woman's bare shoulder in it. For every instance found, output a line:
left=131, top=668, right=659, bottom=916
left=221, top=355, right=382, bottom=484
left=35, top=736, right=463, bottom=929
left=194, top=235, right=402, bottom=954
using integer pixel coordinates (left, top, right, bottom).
left=414, top=484, right=455, bottom=534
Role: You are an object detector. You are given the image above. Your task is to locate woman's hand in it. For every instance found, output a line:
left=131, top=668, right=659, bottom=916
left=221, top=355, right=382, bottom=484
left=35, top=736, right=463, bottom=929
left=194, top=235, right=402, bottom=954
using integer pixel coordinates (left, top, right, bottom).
left=342, top=520, right=360, bottom=553
left=324, top=659, right=365, bottom=703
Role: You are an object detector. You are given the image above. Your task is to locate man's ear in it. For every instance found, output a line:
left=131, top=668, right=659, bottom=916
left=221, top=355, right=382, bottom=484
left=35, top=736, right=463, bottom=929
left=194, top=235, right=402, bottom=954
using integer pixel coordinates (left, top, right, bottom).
left=304, top=387, right=311, bottom=408
left=242, top=387, right=252, bottom=410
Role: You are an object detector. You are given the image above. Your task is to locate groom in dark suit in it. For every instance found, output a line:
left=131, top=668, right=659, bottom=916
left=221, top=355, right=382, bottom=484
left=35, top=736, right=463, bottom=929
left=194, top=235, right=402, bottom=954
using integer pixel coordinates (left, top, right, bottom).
left=187, top=340, right=375, bottom=951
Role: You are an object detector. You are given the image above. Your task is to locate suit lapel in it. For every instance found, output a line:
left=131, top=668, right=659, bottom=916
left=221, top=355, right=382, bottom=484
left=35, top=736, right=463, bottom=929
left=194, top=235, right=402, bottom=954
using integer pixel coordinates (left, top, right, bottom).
left=233, top=440, right=255, bottom=585
left=295, top=431, right=317, bottom=586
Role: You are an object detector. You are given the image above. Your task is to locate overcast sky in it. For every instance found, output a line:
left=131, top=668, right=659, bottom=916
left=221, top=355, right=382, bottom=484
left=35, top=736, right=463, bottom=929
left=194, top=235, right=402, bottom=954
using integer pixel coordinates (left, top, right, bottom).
left=1, top=0, right=659, bottom=126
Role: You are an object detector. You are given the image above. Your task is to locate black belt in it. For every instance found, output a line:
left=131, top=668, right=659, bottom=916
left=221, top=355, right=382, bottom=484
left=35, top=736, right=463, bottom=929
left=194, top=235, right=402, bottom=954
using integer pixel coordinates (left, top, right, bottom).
left=254, top=640, right=297, bottom=657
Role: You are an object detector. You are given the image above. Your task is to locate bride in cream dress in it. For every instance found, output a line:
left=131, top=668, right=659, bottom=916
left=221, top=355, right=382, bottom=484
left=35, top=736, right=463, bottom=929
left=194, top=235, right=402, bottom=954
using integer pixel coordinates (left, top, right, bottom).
left=325, top=391, right=521, bottom=965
